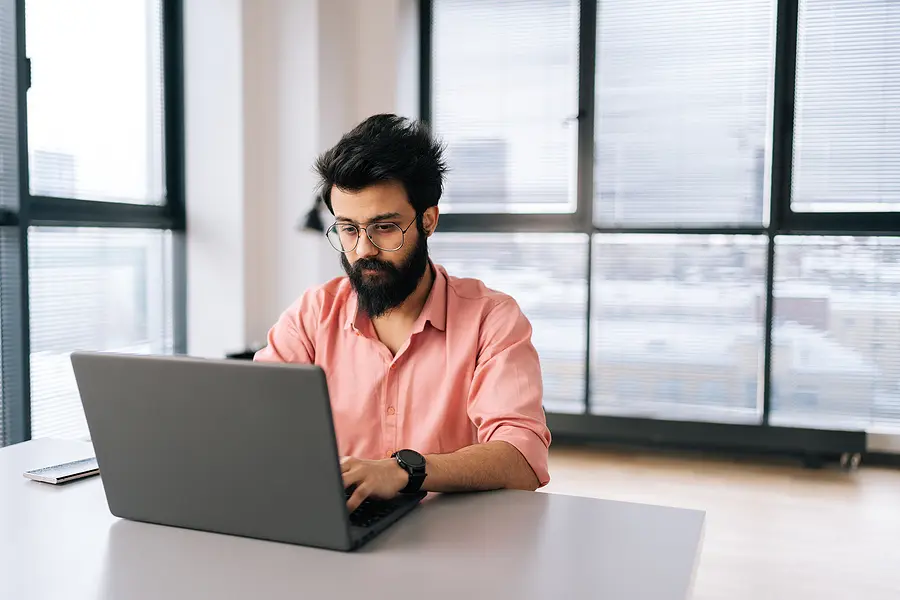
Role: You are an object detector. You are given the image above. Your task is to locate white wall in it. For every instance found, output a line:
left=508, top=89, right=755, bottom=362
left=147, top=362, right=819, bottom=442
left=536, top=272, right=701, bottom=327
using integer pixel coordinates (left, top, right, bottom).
left=183, top=0, right=247, bottom=358
left=184, top=0, right=418, bottom=358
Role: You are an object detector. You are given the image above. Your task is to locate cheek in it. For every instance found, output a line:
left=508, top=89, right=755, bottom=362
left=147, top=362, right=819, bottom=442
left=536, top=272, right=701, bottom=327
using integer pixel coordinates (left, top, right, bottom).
left=391, top=246, right=418, bottom=266
left=382, top=255, right=407, bottom=270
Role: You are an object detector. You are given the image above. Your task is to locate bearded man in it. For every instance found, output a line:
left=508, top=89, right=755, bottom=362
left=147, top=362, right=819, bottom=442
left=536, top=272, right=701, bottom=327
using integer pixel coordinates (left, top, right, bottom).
left=255, top=114, right=551, bottom=512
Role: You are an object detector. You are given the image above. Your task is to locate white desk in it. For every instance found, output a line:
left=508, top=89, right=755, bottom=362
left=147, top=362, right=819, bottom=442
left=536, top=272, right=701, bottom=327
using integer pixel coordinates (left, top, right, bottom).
left=1, top=439, right=705, bottom=600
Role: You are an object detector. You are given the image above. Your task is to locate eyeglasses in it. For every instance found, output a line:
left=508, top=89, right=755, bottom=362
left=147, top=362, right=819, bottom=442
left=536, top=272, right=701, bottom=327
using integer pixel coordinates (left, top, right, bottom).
left=325, top=216, right=417, bottom=253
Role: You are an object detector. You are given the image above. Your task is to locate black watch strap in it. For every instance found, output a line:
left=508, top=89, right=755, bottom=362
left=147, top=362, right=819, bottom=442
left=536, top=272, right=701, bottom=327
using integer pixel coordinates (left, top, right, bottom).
left=400, top=470, right=426, bottom=494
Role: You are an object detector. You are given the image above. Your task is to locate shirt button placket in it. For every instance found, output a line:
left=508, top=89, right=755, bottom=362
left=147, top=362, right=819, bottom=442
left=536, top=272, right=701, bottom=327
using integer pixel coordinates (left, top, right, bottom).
left=386, top=360, right=399, bottom=455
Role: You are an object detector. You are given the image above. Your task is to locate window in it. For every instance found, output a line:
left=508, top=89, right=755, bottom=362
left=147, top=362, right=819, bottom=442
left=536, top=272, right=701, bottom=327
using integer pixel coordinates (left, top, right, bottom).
left=590, top=235, right=766, bottom=423
left=429, top=233, right=588, bottom=413
left=656, top=380, right=684, bottom=403
left=1, top=0, right=23, bottom=446
left=594, top=0, right=776, bottom=226
left=29, top=228, right=173, bottom=439
left=25, top=0, right=165, bottom=204
left=0, top=230, right=24, bottom=447
left=425, top=0, right=900, bottom=441
left=745, top=381, right=759, bottom=406
left=431, top=0, right=579, bottom=214
left=791, top=0, right=900, bottom=213
left=0, top=1, right=183, bottom=446
left=700, top=381, right=729, bottom=406
left=771, top=237, right=900, bottom=431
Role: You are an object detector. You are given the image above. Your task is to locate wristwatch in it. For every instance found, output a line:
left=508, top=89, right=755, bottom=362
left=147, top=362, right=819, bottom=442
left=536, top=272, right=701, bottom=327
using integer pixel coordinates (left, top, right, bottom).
left=392, top=449, right=427, bottom=494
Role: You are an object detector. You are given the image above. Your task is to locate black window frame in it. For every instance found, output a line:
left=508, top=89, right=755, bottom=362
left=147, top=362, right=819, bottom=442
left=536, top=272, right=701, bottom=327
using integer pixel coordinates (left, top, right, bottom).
left=419, top=0, right=900, bottom=455
left=0, top=0, right=186, bottom=446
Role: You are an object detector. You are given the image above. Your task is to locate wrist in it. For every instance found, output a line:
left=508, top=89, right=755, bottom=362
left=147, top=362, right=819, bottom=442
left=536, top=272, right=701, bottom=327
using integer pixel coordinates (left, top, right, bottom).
left=388, top=458, right=409, bottom=492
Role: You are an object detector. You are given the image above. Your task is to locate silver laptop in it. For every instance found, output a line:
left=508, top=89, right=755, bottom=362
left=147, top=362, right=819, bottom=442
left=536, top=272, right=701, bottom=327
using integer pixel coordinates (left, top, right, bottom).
left=71, top=352, right=425, bottom=551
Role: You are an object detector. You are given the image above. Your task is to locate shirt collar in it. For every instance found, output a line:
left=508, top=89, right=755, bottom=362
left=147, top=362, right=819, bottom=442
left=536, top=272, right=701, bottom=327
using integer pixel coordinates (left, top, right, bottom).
left=343, top=293, right=359, bottom=332
left=416, top=262, right=447, bottom=332
left=343, top=262, right=448, bottom=333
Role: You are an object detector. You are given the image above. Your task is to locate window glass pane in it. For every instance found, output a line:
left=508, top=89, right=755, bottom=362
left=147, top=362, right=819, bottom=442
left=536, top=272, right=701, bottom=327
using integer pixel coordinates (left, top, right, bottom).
left=0, top=4, right=20, bottom=445
left=591, top=234, right=767, bottom=423
left=0, top=3, right=17, bottom=211
left=0, top=229, right=19, bottom=447
left=432, top=0, right=579, bottom=214
left=594, top=0, right=776, bottom=226
left=429, top=233, right=588, bottom=413
left=29, top=228, right=174, bottom=440
left=771, top=237, right=900, bottom=431
left=25, top=0, right=165, bottom=204
left=791, top=0, right=900, bottom=213
left=0, top=267, right=4, bottom=445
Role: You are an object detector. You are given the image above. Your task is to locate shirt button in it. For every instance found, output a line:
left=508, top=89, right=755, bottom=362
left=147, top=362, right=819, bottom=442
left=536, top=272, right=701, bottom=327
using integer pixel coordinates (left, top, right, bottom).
left=387, top=406, right=395, bottom=415
left=390, top=364, right=397, bottom=370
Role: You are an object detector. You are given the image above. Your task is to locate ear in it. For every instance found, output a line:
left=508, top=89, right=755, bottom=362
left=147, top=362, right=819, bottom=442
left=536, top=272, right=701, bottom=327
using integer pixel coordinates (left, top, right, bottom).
left=422, top=206, right=440, bottom=236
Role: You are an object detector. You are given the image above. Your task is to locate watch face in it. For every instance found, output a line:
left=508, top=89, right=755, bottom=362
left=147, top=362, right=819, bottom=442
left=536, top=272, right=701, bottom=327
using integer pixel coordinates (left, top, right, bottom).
left=396, top=449, right=425, bottom=468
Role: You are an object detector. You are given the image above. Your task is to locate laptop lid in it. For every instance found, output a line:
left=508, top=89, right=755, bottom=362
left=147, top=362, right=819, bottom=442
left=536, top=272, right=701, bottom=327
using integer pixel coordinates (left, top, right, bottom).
left=71, top=352, right=355, bottom=551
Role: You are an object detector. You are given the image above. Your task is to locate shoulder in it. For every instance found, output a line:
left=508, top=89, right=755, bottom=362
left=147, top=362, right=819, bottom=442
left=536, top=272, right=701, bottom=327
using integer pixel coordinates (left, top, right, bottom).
left=442, top=268, right=516, bottom=309
left=439, top=266, right=531, bottom=334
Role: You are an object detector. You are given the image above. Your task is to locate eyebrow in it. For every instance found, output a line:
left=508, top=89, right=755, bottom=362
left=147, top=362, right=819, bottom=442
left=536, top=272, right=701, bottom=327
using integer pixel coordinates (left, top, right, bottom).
left=335, top=212, right=403, bottom=224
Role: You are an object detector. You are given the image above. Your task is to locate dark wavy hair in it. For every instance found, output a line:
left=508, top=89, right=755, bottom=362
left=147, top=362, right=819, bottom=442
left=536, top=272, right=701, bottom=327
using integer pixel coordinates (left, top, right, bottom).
left=314, top=114, right=448, bottom=214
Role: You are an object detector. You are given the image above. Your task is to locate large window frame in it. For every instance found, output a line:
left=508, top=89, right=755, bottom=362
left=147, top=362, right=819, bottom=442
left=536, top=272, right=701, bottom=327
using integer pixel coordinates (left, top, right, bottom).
left=420, top=0, right=900, bottom=454
left=0, top=0, right=186, bottom=446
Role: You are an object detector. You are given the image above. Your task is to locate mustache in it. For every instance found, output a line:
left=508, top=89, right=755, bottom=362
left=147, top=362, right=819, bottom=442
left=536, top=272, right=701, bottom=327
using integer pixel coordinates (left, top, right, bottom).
left=351, top=258, right=395, bottom=273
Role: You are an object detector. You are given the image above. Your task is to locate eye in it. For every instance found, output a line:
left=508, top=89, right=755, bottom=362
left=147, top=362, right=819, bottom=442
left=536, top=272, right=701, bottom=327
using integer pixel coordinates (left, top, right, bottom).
left=339, top=225, right=358, bottom=234
left=372, top=223, right=396, bottom=232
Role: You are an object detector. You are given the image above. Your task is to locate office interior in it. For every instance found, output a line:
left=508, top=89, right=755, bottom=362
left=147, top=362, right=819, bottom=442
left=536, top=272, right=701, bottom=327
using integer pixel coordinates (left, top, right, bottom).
left=1, top=0, right=898, bottom=598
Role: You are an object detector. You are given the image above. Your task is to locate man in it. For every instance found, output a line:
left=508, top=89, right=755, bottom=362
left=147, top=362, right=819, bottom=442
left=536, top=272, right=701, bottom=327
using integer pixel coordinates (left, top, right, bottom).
left=255, top=114, right=550, bottom=512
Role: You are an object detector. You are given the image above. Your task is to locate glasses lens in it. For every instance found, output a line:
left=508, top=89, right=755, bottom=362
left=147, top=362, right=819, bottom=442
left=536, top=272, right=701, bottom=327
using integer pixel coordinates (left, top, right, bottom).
left=326, top=224, right=357, bottom=252
left=366, top=223, right=404, bottom=251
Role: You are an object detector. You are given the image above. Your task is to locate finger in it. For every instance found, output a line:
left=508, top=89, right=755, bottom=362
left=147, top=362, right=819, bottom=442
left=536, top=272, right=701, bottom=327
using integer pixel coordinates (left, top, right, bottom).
left=346, top=484, right=370, bottom=513
left=340, top=457, right=354, bottom=473
left=342, top=467, right=364, bottom=490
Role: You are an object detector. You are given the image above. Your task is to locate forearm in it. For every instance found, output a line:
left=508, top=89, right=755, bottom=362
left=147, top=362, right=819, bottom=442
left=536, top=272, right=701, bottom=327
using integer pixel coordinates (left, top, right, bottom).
left=422, top=440, right=540, bottom=493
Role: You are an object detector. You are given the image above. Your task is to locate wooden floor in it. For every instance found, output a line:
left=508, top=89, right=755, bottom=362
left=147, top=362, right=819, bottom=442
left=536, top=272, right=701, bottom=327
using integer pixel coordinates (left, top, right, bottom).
left=542, top=445, right=900, bottom=600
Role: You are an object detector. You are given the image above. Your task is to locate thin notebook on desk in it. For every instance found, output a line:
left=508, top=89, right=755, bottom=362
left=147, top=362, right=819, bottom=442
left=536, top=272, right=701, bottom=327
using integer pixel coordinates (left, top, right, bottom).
left=23, top=456, right=100, bottom=484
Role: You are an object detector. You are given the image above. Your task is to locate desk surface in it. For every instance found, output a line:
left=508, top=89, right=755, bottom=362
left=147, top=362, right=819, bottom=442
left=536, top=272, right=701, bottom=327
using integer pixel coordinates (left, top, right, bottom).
left=1, top=439, right=705, bottom=600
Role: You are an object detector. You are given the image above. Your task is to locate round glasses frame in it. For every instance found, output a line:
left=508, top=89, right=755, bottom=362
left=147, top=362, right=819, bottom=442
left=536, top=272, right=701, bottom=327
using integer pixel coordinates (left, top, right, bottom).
left=325, top=216, right=418, bottom=253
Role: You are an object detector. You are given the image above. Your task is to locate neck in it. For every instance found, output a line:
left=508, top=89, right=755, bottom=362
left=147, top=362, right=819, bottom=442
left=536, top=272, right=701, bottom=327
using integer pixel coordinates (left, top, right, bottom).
left=373, top=263, right=435, bottom=325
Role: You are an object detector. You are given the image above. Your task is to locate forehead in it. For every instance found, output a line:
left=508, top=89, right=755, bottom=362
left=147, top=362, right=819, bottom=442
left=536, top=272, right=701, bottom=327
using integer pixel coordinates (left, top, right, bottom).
left=331, top=181, right=412, bottom=222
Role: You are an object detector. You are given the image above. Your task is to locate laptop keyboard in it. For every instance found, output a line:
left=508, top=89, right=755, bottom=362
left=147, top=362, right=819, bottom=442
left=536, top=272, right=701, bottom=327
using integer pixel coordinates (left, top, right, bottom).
left=345, top=489, right=401, bottom=528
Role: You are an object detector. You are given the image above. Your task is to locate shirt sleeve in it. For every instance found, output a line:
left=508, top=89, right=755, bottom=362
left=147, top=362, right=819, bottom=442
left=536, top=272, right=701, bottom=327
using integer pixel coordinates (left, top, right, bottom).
left=253, top=290, right=318, bottom=364
left=466, top=298, right=552, bottom=487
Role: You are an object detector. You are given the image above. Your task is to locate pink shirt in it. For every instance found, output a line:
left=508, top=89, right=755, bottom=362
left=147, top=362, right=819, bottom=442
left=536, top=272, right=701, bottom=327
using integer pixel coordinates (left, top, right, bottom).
left=254, top=263, right=551, bottom=486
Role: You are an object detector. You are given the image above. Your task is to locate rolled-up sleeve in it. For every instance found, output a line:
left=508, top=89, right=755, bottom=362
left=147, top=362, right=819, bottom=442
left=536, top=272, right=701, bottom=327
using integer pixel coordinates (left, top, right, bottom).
left=466, top=298, right=552, bottom=487
left=253, top=291, right=318, bottom=364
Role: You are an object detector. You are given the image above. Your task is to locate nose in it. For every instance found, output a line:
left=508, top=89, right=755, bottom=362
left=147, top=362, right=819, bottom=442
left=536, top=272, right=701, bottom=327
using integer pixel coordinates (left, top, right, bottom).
left=354, top=229, right=379, bottom=259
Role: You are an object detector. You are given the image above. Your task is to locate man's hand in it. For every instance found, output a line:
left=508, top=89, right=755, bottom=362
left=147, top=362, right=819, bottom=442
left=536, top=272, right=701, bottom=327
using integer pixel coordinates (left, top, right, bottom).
left=341, top=456, right=408, bottom=512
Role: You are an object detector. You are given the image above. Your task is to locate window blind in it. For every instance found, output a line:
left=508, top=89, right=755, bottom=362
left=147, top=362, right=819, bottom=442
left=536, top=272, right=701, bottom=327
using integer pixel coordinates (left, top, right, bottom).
left=772, top=237, right=900, bottom=431
left=591, top=234, right=768, bottom=424
left=0, top=0, right=18, bottom=211
left=25, top=0, right=166, bottom=204
left=0, top=0, right=20, bottom=446
left=594, top=0, right=776, bottom=226
left=791, top=0, right=900, bottom=212
left=431, top=0, right=579, bottom=214
left=29, top=228, right=173, bottom=440
left=0, top=230, right=23, bottom=448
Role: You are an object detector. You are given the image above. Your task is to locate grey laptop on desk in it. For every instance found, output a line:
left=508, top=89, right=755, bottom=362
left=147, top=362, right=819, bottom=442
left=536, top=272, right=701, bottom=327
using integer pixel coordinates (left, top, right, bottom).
left=70, top=352, right=425, bottom=552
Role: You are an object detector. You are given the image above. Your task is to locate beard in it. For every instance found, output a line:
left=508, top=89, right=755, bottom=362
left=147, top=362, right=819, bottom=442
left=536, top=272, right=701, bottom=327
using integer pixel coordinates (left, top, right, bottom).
left=341, top=222, right=430, bottom=319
